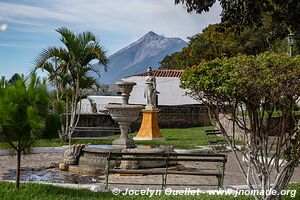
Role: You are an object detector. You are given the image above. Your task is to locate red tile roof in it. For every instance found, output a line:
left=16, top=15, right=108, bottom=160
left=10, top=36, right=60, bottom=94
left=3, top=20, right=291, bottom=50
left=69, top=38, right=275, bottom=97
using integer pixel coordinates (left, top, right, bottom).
left=135, top=70, right=184, bottom=77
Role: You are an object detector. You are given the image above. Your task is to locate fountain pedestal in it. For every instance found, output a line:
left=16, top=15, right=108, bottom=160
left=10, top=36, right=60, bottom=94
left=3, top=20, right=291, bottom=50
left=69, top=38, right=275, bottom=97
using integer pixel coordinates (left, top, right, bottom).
left=112, top=122, right=136, bottom=148
left=134, top=107, right=165, bottom=141
left=105, top=81, right=143, bottom=148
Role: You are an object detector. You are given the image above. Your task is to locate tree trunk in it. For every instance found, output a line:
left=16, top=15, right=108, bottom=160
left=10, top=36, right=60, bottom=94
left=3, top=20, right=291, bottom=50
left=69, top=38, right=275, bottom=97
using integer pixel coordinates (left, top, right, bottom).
left=16, top=150, right=21, bottom=190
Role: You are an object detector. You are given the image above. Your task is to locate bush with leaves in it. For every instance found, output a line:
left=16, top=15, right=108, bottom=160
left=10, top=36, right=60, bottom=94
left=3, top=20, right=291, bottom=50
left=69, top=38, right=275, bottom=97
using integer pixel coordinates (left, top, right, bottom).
left=181, top=52, right=300, bottom=200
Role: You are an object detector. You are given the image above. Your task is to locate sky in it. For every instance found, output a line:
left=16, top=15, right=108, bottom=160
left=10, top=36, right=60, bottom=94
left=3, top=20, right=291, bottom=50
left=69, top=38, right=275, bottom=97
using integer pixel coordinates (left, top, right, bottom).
left=0, top=0, right=221, bottom=79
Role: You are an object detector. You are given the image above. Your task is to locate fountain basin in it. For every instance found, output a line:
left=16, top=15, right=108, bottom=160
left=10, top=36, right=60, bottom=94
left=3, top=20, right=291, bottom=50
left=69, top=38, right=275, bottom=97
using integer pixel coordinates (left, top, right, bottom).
left=105, top=104, right=144, bottom=122
left=60, top=144, right=177, bottom=175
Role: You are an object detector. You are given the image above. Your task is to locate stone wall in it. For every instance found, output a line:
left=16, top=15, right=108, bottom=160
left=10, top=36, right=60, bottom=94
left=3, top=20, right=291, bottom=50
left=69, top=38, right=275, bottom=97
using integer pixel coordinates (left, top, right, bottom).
left=72, top=114, right=119, bottom=137
left=76, top=114, right=118, bottom=127
left=132, top=104, right=211, bottom=130
left=73, top=104, right=211, bottom=137
left=218, top=114, right=250, bottom=142
left=218, top=114, right=299, bottom=143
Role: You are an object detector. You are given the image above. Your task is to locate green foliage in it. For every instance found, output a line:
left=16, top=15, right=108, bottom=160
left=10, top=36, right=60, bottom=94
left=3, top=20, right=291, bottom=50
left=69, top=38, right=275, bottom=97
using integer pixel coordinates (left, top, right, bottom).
left=175, top=0, right=299, bottom=31
left=1, top=181, right=300, bottom=200
left=180, top=52, right=300, bottom=199
left=0, top=182, right=111, bottom=200
left=32, top=27, right=109, bottom=105
left=175, top=0, right=300, bottom=55
left=33, top=27, right=109, bottom=93
left=0, top=74, right=50, bottom=189
left=181, top=52, right=300, bottom=106
left=160, top=17, right=288, bottom=69
left=32, top=27, right=109, bottom=141
left=0, top=74, right=50, bottom=151
left=180, top=52, right=300, bottom=154
left=42, top=113, right=61, bottom=139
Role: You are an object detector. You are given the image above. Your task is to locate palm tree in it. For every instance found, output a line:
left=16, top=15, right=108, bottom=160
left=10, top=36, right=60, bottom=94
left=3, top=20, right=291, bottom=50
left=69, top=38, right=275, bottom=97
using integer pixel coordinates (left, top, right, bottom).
left=32, top=27, right=109, bottom=141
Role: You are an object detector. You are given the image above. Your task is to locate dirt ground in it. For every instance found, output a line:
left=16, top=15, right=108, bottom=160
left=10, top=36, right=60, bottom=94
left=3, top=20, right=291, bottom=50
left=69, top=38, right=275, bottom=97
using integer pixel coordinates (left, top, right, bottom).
left=1, top=151, right=300, bottom=190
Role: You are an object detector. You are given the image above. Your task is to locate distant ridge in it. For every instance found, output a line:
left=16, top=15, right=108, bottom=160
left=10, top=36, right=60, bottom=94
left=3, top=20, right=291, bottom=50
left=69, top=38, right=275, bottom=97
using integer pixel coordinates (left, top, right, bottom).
left=99, top=31, right=187, bottom=84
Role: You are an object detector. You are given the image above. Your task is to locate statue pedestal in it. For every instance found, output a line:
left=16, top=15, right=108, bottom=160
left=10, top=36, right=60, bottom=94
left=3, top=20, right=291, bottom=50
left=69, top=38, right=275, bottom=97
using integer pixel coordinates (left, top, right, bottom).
left=134, top=108, right=165, bottom=141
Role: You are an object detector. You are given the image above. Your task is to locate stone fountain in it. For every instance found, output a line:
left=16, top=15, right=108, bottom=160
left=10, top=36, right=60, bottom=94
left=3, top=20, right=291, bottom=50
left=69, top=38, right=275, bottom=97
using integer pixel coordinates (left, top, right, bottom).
left=60, top=79, right=176, bottom=174
left=105, top=81, right=144, bottom=148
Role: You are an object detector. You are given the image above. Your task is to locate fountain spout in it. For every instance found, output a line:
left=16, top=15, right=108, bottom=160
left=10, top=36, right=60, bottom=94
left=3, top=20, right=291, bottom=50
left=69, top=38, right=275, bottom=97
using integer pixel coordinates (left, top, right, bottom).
left=116, top=81, right=136, bottom=105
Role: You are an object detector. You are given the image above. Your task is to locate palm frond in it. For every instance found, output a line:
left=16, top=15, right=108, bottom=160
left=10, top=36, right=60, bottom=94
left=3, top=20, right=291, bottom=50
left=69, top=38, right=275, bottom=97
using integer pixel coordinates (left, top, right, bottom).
left=33, top=47, right=69, bottom=69
left=82, top=43, right=109, bottom=70
left=78, top=31, right=96, bottom=46
left=56, top=27, right=76, bottom=47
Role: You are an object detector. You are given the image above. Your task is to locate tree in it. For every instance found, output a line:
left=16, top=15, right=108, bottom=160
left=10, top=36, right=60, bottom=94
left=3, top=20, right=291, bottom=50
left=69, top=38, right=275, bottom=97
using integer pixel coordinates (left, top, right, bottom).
left=32, top=27, right=109, bottom=141
left=0, top=75, right=49, bottom=189
left=175, top=0, right=299, bottom=29
left=160, top=16, right=288, bottom=69
left=175, top=0, right=300, bottom=54
left=180, top=52, right=300, bottom=200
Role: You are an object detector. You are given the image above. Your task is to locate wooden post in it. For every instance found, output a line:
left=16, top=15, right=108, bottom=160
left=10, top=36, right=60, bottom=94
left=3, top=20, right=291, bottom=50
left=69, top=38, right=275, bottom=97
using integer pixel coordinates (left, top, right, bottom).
left=104, top=152, right=111, bottom=190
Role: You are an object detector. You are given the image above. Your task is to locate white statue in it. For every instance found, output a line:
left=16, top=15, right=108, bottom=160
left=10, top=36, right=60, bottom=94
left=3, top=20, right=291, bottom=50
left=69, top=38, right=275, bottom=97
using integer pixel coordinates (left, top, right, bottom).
left=144, top=67, right=159, bottom=108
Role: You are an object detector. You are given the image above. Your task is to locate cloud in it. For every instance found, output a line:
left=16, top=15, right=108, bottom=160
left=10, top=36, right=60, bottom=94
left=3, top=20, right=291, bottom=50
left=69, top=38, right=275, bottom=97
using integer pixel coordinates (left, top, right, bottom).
left=0, top=0, right=221, bottom=55
left=0, top=0, right=221, bottom=39
left=0, top=2, right=74, bottom=24
left=56, top=0, right=222, bottom=39
left=0, top=23, right=8, bottom=31
left=0, top=42, right=39, bottom=48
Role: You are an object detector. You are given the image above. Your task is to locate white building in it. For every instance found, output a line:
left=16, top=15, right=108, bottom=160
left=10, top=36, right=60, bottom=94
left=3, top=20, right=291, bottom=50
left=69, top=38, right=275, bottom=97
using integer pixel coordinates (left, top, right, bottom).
left=78, top=70, right=200, bottom=114
left=77, top=96, right=123, bottom=114
left=123, top=70, right=199, bottom=105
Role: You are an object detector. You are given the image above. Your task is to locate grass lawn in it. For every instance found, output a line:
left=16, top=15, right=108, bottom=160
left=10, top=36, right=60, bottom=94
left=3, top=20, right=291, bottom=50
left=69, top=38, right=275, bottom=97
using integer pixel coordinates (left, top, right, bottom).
left=129, top=126, right=217, bottom=149
left=0, top=126, right=221, bottom=149
left=1, top=182, right=299, bottom=200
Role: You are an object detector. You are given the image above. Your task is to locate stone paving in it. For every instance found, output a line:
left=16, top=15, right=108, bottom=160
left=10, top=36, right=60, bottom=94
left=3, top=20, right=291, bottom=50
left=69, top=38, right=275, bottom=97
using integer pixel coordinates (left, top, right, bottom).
left=1, top=150, right=300, bottom=191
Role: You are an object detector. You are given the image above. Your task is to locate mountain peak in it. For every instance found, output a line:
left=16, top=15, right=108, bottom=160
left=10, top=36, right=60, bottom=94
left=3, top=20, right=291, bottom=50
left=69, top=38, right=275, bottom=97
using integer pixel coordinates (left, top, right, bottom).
left=101, top=32, right=187, bottom=83
left=145, top=31, right=158, bottom=37
left=139, top=31, right=163, bottom=42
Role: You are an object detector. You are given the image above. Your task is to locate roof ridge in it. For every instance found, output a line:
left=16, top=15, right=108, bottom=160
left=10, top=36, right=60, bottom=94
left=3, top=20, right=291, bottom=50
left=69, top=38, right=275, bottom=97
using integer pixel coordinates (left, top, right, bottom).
left=128, top=69, right=184, bottom=78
